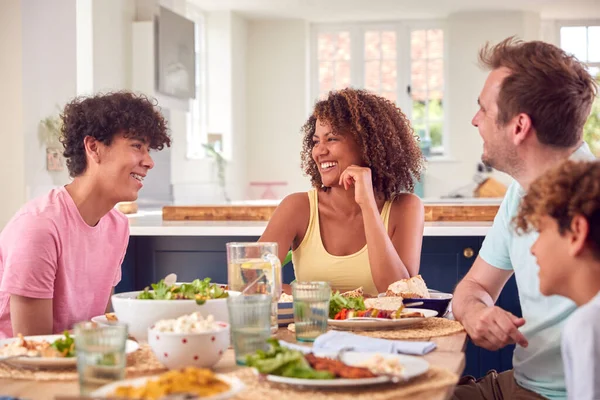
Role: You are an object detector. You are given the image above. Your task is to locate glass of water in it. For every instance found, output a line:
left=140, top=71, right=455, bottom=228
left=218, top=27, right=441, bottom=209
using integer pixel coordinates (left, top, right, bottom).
left=292, top=281, right=331, bottom=342
left=226, top=242, right=282, bottom=333
left=227, top=294, right=272, bottom=365
left=74, top=321, right=128, bottom=395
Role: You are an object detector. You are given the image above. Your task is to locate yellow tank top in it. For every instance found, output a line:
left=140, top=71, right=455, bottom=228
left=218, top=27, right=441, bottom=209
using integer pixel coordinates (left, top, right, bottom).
left=291, top=189, right=393, bottom=297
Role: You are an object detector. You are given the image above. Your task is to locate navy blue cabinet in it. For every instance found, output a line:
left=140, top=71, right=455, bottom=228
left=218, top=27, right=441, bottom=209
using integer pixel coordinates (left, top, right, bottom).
left=118, top=234, right=521, bottom=379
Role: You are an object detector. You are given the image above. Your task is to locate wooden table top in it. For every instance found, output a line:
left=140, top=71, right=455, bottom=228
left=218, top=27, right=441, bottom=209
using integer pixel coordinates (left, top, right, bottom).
left=1, top=330, right=467, bottom=400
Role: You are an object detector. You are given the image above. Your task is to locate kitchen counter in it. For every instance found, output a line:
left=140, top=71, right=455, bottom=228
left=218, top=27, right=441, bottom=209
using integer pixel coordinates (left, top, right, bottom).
left=128, top=211, right=492, bottom=236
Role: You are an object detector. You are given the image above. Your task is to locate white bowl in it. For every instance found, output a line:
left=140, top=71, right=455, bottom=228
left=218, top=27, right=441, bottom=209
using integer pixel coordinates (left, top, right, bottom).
left=111, top=290, right=240, bottom=341
left=148, top=322, right=230, bottom=370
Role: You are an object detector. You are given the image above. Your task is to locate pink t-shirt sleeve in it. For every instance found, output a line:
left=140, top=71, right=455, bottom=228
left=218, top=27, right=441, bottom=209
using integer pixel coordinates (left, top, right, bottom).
left=0, top=215, right=59, bottom=299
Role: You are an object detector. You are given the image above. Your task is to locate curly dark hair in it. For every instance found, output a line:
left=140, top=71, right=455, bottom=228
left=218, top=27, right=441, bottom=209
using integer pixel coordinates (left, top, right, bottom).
left=60, top=91, right=171, bottom=177
left=301, top=88, right=424, bottom=200
left=515, top=160, right=600, bottom=259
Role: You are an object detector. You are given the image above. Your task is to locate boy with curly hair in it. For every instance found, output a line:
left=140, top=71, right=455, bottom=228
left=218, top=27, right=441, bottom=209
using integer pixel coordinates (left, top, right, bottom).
left=515, top=160, right=600, bottom=400
left=0, top=92, right=171, bottom=338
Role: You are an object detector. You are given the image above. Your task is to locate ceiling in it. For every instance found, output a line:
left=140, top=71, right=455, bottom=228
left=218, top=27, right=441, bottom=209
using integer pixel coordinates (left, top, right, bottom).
left=189, top=0, right=600, bottom=21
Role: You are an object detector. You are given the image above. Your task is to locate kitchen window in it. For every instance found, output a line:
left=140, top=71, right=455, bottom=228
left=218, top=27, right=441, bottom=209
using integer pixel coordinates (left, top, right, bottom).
left=559, top=22, right=600, bottom=156
left=311, top=22, right=447, bottom=156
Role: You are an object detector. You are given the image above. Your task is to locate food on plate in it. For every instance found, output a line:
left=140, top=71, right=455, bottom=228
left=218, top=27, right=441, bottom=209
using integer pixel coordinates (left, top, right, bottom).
left=364, top=296, right=405, bottom=311
left=110, top=367, right=230, bottom=399
left=105, top=312, right=118, bottom=322
left=152, top=312, right=221, bottom=334
left=279, top=293, right=294, bottom=302
left=359, top=354, right=405, bottom=376
left=247, top=338, right=334, bottom=380
left=248, top=339, right=399, bottom=381
left=385, top=275, right=430, bottom=299
left=137, top=274, right=228, bottom=305
left=340, top=286, right=364, bottom=299
left=0, top=331, right=75, bottom=358
left=305, top=353, right=376, bottom=379
left=332, top=306, right=424, bottom=320
left=329, top=290, right=366, bottom=319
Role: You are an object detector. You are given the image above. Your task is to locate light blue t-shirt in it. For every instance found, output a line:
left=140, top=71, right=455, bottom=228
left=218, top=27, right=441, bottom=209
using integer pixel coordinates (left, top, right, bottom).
left=479, top=142, right=596, bottom=400
left=562, top=291, right=600, bottom=400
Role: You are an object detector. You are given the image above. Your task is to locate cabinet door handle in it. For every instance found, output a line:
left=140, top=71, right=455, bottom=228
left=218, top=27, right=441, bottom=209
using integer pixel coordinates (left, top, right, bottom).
left=463, top=248, right=474, bottom=258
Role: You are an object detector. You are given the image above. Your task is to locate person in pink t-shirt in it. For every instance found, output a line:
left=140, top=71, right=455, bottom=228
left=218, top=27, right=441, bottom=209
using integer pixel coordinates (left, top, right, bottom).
left=0, top=92, right=171, bottom=338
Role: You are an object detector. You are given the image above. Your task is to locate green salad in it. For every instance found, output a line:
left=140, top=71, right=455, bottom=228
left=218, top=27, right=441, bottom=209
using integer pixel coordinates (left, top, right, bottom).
left=137, top=277, right=228, bottom=305
left=328, top=291, right=366, bottom=319
left=246, top=338, right=334, bottom=379
left=51, top=331, right=75, bottom=357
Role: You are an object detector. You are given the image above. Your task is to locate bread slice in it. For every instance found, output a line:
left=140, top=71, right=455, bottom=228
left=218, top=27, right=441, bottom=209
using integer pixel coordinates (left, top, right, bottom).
left=341, top=286, right=364, bottom=299
left=364, top=296, right=404, bottom=311
left=385, top=275, right=430, bottom=299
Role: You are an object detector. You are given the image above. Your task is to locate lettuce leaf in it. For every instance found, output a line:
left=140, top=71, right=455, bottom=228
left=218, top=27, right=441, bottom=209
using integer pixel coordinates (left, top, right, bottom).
left=246, top=338, right=334, bottom=380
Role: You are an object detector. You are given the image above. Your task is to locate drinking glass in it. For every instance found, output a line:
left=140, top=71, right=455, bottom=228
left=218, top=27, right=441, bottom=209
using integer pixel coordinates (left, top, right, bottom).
left=227, top=242, right=281, bottom=333
left=291, top=281, right=331, bottom=342
left=227, top=294, right=272, bottom=365
left=74, top=321, right=128, bottom=395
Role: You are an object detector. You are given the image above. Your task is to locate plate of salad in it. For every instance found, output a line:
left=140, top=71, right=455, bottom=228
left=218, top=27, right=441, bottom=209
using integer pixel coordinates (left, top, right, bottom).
left=246, top=338, right=429, bottom=388
left=327, top=291, right=437, bottom=330
left=0, top=332, right=139, bottom=368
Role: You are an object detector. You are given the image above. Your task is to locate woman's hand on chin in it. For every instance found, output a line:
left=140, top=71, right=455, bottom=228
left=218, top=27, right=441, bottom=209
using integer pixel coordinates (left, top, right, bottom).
left=339, top=165, right=377, bottom=209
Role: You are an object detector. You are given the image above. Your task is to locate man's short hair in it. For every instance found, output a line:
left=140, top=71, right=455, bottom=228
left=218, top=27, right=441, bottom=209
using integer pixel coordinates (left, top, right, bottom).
left=479, top=37, right=597, bottom=148
left=60, top=92, right=171, bottom=177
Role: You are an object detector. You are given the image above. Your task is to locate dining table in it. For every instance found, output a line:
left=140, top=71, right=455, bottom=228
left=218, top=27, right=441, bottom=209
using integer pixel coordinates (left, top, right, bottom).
left=0, top=328, right=467, bottom=400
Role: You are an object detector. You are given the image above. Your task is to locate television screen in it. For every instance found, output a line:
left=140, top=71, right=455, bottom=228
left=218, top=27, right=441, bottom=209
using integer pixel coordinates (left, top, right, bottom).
left=156, top=6, right=196, bottom=99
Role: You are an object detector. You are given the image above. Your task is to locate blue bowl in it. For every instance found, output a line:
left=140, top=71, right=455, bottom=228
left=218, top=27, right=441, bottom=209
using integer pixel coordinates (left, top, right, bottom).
left=277, top=302, right=294, bottom=326
left=404, top=290, right=453, bottom=317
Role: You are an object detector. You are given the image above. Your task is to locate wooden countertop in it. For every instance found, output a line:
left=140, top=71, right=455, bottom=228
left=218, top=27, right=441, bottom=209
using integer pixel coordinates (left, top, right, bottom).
left=163, top=204, right=500, bottom=222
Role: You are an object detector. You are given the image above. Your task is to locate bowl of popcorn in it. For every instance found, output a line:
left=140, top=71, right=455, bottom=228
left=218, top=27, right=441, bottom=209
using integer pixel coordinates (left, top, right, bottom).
left=148, top=312, right=230, bottom=370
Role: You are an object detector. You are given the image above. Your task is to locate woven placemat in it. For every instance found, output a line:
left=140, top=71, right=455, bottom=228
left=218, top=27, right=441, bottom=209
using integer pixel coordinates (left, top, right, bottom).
left=228, top=365, right=459, bottom=400
left=349, top=318, right=464, bottom=340
left=0, top=343, right=166, bottom=381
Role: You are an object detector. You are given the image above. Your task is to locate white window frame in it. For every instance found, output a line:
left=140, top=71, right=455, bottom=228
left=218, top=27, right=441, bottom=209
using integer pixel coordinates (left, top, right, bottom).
left=309, top=20, right=449, bottom=159
left=557, top=20, right=600, bottom=72
left=185, top=5, right=208, bottom=160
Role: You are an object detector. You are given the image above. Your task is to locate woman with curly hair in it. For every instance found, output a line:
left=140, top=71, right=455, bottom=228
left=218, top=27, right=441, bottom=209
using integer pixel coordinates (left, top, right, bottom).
left=0, top=92, right=171, bottom=338
left=260, top=88, right=425, bottom=296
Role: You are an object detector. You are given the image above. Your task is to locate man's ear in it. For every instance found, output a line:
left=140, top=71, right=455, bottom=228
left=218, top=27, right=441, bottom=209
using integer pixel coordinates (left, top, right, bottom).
left=512, top=113, right=533, bottom=146
left=83, top=136, right=101, bottom=164
left=568, top=214, right=590, bottom=257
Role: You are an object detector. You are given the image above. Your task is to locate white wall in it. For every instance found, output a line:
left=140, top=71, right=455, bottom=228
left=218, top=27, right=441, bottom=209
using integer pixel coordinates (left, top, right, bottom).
left=245, top=19, right=311, bottom=198
left=92, top=0, right=136, bottom=92
left=21, top=0, right=77, bottom=200
left=424, top=11, right=541, bottom=197
left=0, top=0, right=25, bottom=229
left=227, top=12, right=249, bottom=201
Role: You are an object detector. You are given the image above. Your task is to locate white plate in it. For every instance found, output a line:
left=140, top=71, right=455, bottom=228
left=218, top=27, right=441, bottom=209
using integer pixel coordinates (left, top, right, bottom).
left=327, top=308, right=438, bottom=330
left=91, top=373, right=244, bottom=399
left=0, top=334, right=140, bottom=368
left=262, top=351, right=429, bottom=388
left=91, top=315, right=120, bottom=326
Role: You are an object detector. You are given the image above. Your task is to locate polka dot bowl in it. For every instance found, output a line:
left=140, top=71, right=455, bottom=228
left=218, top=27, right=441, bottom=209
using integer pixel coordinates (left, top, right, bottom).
left=147, top=321, right=230, bottom=370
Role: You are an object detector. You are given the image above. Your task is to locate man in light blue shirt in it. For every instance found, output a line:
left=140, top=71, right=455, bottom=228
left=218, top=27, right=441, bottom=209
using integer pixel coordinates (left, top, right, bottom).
left=451, top=37, right=598, bottom=400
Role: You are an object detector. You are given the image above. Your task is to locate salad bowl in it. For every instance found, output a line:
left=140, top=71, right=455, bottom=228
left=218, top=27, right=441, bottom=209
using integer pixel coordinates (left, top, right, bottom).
left=111, top=276, right=240, bottom=341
